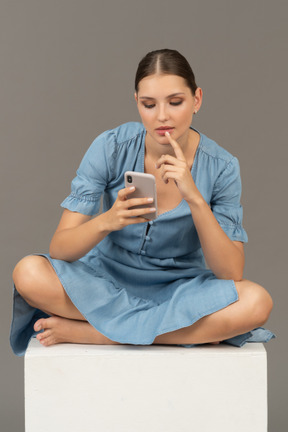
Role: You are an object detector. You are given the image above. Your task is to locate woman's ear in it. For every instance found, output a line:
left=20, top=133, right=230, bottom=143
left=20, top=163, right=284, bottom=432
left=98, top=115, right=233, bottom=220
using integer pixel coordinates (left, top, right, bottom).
left=134, top=92, right=138, bottom=104
left=194, top=87, right=203, bottom=113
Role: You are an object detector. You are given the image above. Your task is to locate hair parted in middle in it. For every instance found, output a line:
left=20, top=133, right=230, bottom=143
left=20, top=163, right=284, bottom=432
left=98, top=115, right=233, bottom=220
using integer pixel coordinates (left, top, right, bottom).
left=135, top=49, right=198, bottom=95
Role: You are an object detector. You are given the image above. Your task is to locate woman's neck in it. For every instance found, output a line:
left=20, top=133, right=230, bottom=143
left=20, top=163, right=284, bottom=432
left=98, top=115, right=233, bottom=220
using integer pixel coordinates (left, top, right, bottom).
left=144, top=128, right=199, bottom=165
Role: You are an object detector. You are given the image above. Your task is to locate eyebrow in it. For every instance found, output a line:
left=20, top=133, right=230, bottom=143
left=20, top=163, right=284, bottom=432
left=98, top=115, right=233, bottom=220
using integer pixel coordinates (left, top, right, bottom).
left=139, top=92, right=185, bottom=100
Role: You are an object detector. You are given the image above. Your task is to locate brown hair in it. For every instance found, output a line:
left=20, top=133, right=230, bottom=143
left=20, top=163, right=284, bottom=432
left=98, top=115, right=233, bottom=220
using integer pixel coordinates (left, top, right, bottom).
left=135, top=49, right=198, bottom=95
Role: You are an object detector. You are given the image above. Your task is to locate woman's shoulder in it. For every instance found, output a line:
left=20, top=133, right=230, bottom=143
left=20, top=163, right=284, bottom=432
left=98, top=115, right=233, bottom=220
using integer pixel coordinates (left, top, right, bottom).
left=100, top=122, right=145, bottom=145
left=196, top=131, right=242, bottom=187
left=86, top=122, right=145, bottom=160
left=83, top=122, right=145, bottom=178
left=198, top=131, right=236, bottom=165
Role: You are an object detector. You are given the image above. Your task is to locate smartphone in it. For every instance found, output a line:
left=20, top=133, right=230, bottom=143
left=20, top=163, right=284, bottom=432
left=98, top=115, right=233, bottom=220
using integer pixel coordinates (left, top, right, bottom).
left=124, top=171, right=158, bottom=220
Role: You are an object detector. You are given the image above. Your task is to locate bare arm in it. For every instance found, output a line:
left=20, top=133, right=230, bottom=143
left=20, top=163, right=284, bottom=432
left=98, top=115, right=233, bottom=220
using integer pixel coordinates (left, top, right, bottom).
left=187, top=195, right=244, bottom=281
left=49, top=210, right=108, bottom=262
left=49, top=187, right=156, bottom=262
left=156, top=132, right=245, bottom=281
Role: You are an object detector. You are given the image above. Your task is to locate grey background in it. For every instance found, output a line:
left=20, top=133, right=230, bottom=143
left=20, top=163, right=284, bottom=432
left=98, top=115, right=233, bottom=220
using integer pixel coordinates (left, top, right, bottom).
left=1, top=1, right=287, bottom=430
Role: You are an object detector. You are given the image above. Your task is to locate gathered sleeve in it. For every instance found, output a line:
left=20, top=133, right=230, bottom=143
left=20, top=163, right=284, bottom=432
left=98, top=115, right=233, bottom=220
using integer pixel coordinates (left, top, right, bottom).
left=210, top=157, right=248, bottom=243
left=61, top=130, right=116, bottom=215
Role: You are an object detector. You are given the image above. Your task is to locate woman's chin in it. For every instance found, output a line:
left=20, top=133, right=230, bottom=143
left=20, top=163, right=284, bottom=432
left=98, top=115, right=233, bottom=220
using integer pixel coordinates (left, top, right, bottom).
left=154, top=133, right=173, bottom=145
left=146, top=129, right=177, bottom=147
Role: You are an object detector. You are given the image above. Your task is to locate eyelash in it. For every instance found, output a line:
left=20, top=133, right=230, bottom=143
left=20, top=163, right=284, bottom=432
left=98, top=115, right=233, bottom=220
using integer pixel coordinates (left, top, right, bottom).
left=143, top=101, right=183, bottom=109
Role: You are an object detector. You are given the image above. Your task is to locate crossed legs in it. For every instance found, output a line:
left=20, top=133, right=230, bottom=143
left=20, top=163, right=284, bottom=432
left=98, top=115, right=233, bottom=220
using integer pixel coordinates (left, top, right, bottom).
left=12, top=255, right=273, bottom=347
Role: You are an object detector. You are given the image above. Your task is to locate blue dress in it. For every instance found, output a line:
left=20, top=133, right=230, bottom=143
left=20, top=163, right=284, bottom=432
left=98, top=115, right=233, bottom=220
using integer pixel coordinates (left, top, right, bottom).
left=10, top=122, right=275, bottom=355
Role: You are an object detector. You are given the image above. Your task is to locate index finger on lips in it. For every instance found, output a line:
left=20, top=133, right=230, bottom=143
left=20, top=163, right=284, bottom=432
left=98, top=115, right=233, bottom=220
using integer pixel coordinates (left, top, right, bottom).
left=165, top=131, right=185, bottom=160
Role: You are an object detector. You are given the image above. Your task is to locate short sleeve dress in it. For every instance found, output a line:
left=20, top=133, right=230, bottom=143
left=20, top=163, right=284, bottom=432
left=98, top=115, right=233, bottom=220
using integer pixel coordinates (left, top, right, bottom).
left=10, top=122, right=275, bottom=355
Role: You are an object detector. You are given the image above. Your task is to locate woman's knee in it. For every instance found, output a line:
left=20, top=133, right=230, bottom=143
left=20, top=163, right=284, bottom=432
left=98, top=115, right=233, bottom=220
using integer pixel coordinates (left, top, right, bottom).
left=13, top=255, right=48, bottom=298
left=236, top=280, right=273, bottom=328
left=256, top=284, right=273, bottom=325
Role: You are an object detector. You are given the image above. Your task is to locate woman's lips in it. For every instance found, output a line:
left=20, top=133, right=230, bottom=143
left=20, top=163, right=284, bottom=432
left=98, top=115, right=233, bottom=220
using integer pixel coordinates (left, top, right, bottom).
left=155, top=127, right=174, bottom=136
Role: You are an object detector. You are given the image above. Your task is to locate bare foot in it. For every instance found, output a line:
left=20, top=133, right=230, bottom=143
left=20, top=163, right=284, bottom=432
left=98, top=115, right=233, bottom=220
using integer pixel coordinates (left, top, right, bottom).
left=33, top=316, right=119, bottom=347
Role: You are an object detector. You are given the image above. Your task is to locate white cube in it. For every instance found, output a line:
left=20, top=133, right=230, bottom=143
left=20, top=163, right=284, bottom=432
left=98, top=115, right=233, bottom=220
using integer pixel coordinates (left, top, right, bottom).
left=25, top=339, right=267, bottom=432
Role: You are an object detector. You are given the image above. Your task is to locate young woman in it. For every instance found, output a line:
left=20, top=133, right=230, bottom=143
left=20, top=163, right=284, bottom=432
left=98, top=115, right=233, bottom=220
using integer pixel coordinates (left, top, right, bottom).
left=10, top=49, right=274, bottom=355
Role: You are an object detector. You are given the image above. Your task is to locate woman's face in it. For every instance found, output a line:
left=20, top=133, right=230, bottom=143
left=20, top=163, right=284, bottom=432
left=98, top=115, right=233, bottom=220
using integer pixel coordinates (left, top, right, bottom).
left=135, top=74, right=202, bottom=147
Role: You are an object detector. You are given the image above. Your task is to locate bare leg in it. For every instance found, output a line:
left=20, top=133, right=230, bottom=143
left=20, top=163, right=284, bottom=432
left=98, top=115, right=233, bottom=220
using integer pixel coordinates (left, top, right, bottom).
left=154, top=279, right=273, bottom=345
left=13, top=255, right=118, bottom=346
left=34, top=278, right=273, bottom=347
left=13, top=255, right=273, bottom=348
left=13, top=255, right=85, bottom=320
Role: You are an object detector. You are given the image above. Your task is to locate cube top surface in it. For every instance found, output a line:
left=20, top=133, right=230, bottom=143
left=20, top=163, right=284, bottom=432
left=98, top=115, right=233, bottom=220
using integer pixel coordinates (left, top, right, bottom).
left=26, top=337, right=266, bottom=358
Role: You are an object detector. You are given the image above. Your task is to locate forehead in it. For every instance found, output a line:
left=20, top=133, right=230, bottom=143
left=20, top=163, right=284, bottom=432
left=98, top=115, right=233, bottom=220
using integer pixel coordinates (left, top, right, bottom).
left=137, top=74, right=191, bottom=96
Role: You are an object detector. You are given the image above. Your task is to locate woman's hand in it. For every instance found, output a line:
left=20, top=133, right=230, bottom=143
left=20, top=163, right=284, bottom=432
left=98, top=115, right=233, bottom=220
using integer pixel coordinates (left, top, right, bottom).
left=155, top=131, right=199, bottom=204
left=49, top=187, right=155, bottom=262
left=104, top=186, right=156, bottom=232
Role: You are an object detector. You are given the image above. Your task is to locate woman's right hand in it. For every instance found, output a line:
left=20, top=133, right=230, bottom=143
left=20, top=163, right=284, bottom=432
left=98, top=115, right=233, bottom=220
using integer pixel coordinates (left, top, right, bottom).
left=104, top=186, right=156, bottom=232
left=49, top=187, right=155, bottom=262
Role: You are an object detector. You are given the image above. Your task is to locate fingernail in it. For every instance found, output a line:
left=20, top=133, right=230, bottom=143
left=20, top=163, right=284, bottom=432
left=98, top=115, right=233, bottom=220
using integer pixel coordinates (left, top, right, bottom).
left=150, top=207, right=156, bottom=212
left=147, top=198, right=153, bottom=202
left=129, top=186, right=135, bottom=191
left=165, top=131, right=170, bottom=136
left=35, top=323, right=41, bottom=331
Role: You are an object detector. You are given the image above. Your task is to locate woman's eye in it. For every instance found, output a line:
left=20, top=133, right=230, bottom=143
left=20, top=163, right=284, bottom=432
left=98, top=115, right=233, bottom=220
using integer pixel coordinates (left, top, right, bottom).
left=143, top=103, right=155, bottom=109
left=170, top=100, right=183, bottom=106
left=142, top=100, right=182, bottom=109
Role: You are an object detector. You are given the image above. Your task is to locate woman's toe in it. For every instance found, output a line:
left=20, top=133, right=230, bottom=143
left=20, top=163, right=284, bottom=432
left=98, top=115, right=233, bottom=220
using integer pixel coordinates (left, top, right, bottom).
left=36, top=329, right=49, bottom=340
left=40, top=337, right=49, bottom=346
left=41, top=335, right=56, bottom=347
left=34, top=318, right=47, bottom=332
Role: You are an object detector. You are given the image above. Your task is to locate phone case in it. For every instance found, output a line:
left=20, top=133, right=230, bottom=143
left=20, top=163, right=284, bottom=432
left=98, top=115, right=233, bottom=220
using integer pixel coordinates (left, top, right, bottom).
left=124, top=171, right=158, bottom=220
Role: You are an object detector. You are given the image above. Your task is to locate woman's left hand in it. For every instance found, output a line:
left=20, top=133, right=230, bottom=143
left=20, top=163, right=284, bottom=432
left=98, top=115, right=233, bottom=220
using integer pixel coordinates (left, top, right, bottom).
left=155, top=131, right=199, bottom=204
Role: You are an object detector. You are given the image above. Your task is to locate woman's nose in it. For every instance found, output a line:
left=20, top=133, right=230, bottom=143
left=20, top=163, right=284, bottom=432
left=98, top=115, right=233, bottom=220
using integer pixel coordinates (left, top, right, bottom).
left=157, top=104, right=169, bottom=122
